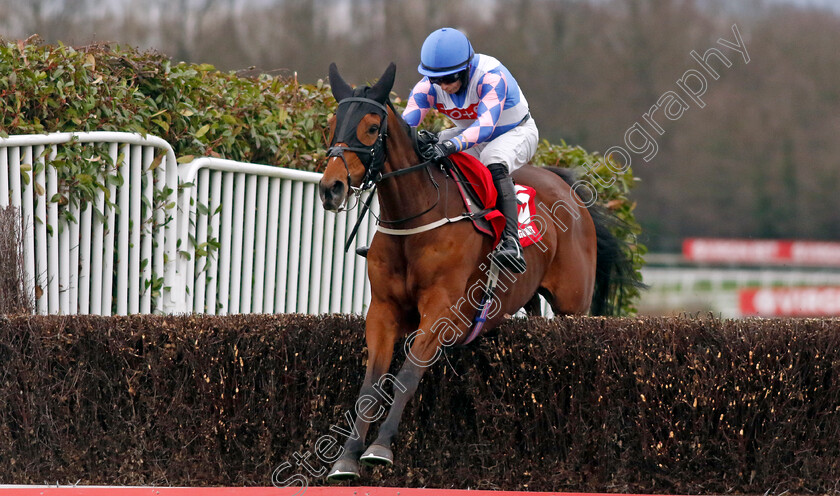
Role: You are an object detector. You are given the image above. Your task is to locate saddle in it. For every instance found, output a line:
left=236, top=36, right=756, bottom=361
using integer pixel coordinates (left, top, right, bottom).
left=444, top=153, right=505, bottom=244
left=414, top=130, right=542, bottom=248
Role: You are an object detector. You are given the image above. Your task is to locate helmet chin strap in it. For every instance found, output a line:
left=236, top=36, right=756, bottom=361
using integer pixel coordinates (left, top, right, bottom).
left=456, top=66, right=471, bottom=92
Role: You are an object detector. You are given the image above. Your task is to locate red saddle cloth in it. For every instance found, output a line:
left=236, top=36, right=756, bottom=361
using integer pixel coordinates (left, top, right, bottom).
left=447, top=153, right=543, bottom=248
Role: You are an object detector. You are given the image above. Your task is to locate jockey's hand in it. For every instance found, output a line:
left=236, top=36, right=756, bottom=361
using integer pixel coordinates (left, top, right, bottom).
left=431, top=140, right=457, bottom=162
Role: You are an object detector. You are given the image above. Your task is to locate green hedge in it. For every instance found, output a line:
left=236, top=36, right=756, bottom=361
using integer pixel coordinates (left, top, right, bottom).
left=1, top=314, right=838, bottom=493
left=0, top=38, right=333, bottom=168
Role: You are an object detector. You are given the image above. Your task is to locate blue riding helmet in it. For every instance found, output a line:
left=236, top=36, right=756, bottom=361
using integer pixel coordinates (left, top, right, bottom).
left=418, top=28, right=474, bottom=77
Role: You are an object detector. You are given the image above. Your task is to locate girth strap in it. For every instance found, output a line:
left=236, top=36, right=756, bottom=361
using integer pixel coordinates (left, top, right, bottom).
left=376, top=213, right=472, bottom=236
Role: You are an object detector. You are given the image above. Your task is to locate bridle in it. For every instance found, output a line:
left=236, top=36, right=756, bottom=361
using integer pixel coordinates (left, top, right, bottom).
left=326, top=97, right=390, bottom=193
left=326, top=95, right=440, bottom=250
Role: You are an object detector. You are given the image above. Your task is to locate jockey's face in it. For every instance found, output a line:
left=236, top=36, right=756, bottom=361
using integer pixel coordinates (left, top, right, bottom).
left=439, top=79, right=462, bottom=94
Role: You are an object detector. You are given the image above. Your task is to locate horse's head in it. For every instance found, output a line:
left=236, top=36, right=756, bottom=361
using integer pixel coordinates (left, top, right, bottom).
left=319, top=62, right=396, bottom=212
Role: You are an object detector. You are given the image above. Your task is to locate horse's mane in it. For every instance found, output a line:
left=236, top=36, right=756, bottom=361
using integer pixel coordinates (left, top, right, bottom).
left=385, top=98, right=413, bottom=143
left=383, top=96, right=430, bottom=161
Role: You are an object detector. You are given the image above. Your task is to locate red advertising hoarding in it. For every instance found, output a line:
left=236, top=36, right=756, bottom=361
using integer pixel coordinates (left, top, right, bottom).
left=683, top=238, right=840, bottom=266
left=740, top=287, right=840, bottom=317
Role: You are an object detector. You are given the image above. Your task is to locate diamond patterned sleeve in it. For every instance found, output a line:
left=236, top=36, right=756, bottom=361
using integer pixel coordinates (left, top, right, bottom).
left=402, top=78, right=436, bottom=127
left=451, top=71, right=507, bottom=151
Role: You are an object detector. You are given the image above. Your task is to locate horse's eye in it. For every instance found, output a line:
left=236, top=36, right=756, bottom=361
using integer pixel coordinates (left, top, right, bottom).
left=368, top=124, right=379, bottom=134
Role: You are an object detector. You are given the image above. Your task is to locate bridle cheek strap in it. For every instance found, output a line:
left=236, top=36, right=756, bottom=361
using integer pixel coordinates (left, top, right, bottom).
left=326, top=96, right=388, bottom=251
left=326, top=146, right=360, bottom=198
left=327, top=97, right=389, bottom=190
left=325, top=95, right=439, bottom=251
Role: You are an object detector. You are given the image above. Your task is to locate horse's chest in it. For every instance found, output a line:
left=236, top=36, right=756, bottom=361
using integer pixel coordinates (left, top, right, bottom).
left=369, top=263, right=433, bottom=303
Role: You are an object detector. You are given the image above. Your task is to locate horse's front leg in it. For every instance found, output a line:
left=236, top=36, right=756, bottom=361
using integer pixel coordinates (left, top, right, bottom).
left=326, top=300, right=401, bottom=481
left=360, top=293, right=469, bottom=467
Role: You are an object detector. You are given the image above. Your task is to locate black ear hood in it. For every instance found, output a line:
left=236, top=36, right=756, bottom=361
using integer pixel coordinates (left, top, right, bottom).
left=367, top=62, right=396, bottom=104
left=329, top=62, right=353, bottom=101
left=330, top=62, right=396, bottom=104
left=326, top=63, right=396, bottom=193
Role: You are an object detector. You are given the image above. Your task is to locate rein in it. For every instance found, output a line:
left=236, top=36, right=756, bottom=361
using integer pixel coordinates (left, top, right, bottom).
left=340, top=158, right=440, bottom=252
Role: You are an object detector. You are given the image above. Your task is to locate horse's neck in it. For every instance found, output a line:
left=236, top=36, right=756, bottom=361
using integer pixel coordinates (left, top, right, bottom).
left=377, top=114, right=447, bottom=226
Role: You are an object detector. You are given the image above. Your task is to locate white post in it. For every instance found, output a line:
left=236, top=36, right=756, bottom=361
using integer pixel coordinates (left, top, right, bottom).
left=252, top=175, right=270, bottom=313
left=117, top=144, right=130, bottom=315
left=263, top=177, right=281, bottom=313
left=240, top=174, right=258, bottom=313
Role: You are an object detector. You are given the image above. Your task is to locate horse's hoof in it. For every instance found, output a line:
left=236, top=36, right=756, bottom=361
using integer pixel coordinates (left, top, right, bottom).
left=326, top=458, right=360, bottom=483
left=360, top=444, right=393, bottom=467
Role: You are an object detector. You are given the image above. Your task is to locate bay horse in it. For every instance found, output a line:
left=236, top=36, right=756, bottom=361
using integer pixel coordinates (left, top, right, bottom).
left=319, top=62, right=636, bottom=481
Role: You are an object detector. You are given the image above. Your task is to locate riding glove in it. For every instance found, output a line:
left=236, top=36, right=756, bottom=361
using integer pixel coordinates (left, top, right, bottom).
left=431, top=140, right=457, bottom=161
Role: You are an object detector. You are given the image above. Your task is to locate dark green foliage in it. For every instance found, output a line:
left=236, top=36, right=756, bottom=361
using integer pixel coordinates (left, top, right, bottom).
left=0, top=38, right=334, bottom=170
left=1, top=314, right=838, bottom=493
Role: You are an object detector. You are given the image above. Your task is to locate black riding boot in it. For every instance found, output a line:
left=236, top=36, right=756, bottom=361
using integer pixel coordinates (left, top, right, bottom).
left=488, top=163, right=526, bottom=273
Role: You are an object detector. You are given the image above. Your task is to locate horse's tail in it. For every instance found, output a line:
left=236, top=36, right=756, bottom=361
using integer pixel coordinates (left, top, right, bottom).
left=543, top=166, right=644, bottom=316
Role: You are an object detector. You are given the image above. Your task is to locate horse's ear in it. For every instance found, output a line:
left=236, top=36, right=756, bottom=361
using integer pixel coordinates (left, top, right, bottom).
left=329, top=62, right=353, bottom=101
left=368, top=62, right=396, bottom=103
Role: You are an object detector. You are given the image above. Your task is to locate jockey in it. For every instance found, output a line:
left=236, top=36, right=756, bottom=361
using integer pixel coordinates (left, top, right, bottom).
left=403, top=27, right=538, bottom=274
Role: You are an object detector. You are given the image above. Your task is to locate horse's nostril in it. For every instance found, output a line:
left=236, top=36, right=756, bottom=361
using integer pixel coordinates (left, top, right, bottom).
left=320, top=180, right=346, bottom=210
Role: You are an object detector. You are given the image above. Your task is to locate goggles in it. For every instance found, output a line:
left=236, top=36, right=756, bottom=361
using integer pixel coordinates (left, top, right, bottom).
left=429, top=72, right=461, bottom=85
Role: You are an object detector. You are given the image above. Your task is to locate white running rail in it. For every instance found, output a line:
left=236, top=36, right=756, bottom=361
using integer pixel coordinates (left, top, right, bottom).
left=0, top=132, right=179, bottom=314
left=2, top=132, right=378, bottom=316
left=177, top=157, right=376, bottom=315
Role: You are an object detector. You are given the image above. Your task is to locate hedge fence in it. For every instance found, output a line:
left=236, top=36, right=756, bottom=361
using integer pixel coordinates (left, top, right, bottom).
left=1, top=314, right=838, bottom=494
